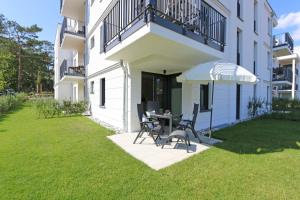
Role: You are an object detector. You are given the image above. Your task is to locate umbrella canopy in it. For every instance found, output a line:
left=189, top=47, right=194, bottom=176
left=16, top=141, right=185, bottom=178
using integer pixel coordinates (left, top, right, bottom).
left=177, top=61, right=258, bottom=139
left=177, top=61, right=258, bottom=84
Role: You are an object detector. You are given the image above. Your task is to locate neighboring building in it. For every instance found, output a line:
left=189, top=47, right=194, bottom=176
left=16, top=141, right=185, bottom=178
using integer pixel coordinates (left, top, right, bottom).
left=272, top=32, right=300, bottom=99
left=54, top=15, right=86, bottom=102
left=55, top=0, right=277, bottom=132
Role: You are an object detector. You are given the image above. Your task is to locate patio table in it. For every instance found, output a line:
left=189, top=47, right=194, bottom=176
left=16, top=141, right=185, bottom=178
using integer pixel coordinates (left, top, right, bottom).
left=150, top=113, right=173, bottom=135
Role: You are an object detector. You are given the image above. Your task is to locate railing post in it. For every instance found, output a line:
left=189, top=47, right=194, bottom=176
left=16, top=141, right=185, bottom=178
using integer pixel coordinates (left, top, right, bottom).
left=145, top=0, right=157, bottom=22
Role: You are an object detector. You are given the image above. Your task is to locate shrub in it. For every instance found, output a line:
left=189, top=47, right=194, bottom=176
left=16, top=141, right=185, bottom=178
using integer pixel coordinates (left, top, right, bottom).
left=0, top=93, right=27, bottom=115
left=34, top=98, right=87, bottom=118
left=267, top=98, right=300, bottom=121
left=248, top=97, right=265, bottom=117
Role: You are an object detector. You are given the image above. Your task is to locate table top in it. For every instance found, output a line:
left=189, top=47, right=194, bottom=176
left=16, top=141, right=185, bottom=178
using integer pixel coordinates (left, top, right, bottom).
left=150, top=113, right=173, bottom=119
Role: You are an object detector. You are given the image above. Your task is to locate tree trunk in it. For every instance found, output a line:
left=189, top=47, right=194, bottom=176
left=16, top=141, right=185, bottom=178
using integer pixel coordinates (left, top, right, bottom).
left=17, top=48, right=22, bottom=91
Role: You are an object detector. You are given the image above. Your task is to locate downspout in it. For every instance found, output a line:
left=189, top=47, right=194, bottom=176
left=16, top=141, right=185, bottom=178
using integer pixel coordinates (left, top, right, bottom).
left=121, top=60, right=128, bottom=133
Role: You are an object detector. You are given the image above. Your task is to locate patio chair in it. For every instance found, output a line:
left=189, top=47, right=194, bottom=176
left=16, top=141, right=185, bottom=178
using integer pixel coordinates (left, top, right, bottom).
left=161, top=130, right=191, bottom=153
left=177, top=104, right=202, bottom=143
left=133, top=104, right=163, bottom=146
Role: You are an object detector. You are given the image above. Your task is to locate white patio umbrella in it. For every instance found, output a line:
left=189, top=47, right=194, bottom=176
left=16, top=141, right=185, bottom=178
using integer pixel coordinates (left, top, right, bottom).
left=177, top=61, right=258, bottom=137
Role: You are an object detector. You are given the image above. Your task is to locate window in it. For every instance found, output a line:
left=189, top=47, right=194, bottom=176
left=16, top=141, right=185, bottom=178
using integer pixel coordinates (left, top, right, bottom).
left=254, top=1, right=258, bottom=33
left=267, top=86, right=270, bottom=105
left=237, top=0, right=242, bottom=19
left=91, top=0, right=95, bottom=6
left=100, top=78, right=105, bottom=106
left=237, top=29, right=242, bottom=65
left=268, top=18, right=272, bottom=36
left=200, top=84, right=209, bottom=112
left=253, top=41, right=257, bottom=74
left=90, top=81, right=94, bottom=94
left=90, top=36, right=95, bottom=49
left=267, top=51, right=272, bottom=69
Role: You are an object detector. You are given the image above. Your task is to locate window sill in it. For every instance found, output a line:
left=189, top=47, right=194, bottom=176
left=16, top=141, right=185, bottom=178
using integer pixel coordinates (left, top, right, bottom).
left=90, top=92, right=94, bottom=95
left=99, top=105, right=106, bottom=109
left=254, top=31, right=259, bottom=36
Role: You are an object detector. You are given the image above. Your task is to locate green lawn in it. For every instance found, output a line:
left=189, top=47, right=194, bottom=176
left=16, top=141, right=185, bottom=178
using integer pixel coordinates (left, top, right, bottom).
left=1, top=105, right=300, bottom=200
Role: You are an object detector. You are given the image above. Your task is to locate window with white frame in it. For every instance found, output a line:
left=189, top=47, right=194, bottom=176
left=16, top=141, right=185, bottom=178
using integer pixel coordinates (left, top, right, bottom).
left=200, top=84, right=210, bottom=112
left=90, top=81, right=94, bottom=94
left=100, top=78, right=105, bottom=106
left=254, top=0, right=258, bottom=33
left=253, top=41, right=257, bottom=75
left=237, top=0, right=243, bottom=19
left=90, top=36, right=95, bottom=49
left=237, top=29, right=242, bottom=65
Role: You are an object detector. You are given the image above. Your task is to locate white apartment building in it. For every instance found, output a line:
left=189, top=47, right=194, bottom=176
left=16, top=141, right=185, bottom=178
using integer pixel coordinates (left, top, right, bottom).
left=55, top=0, right=277, bottom=133
left=272, top=32, right=300, bottom=99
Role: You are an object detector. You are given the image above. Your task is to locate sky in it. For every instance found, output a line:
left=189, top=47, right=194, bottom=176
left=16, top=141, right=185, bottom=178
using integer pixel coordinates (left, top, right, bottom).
left=0, top=0, right=61, bottom=42
left=0, top=0, right=300, bottom=47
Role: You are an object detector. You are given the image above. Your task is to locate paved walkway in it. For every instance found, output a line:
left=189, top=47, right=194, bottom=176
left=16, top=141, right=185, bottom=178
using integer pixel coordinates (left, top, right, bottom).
left=107, top=131, right=222, bottom=171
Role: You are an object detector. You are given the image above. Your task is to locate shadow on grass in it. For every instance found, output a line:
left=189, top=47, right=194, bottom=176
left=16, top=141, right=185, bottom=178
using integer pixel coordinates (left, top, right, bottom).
left=0, top=105, right=25, bottom=123
left=212, top=119, right=300, bottom=155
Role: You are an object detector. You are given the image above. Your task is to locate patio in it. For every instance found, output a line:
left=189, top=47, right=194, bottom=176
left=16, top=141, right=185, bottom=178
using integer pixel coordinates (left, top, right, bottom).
left=107, top=131, right=221, bottom=171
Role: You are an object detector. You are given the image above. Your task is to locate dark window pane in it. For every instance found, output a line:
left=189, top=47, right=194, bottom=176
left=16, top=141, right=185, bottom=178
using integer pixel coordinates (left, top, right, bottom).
left=200, top=84, right=209, bottom=111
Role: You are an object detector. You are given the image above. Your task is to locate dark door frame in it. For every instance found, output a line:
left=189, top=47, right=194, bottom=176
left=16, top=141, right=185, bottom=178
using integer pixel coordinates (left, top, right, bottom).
left=141, top=72, right=181, bottom=111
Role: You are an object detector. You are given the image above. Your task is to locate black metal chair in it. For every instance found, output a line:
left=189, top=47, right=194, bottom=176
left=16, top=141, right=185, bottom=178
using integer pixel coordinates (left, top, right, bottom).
left=161, top=130, right=191, bottom=153
left=177, top=104, right=202, bottom=143
left=133, top=104, right=163, bottom=146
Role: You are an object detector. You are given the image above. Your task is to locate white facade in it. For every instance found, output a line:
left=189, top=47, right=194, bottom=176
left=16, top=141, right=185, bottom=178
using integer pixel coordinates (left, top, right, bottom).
left=54, top=16, right=85, bottom=102
left=56, top=0, right=276, bottom=132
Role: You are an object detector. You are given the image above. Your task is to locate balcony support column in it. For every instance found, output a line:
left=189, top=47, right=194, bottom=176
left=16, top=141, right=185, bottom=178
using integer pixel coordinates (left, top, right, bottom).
left=292, top=58, right=296, bottom=99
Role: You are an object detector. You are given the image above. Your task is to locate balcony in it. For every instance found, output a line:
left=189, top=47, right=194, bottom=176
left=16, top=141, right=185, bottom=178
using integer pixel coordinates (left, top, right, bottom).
left=273, top=33, right=294, bottom=57
left=273, top=67, right=293, bottom=84
left=60, top=60, right=85, bottom=82
left=60, top=17, right=85, bottom=50
left=101, top=0, right=226, bottom=73
left=60, top=0, right=85, bottom=21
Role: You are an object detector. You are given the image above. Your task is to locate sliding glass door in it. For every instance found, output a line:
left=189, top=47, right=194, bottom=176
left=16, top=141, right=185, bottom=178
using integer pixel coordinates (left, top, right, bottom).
left=141, top=72, right=181, bottom=115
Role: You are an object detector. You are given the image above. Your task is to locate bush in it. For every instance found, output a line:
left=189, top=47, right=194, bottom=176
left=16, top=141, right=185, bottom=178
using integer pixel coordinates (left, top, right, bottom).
left=248, top=97, right=265, bottom=117
left=267, top=98, right=300, bottom=121
left=34, top=98, right=87, bottom=118
left=0, top=93, right=27, bottom=115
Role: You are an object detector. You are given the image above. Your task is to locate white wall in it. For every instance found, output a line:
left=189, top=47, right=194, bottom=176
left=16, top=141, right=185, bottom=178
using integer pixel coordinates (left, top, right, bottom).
left=79, top=0, right=274, bottom=132
left=88, top=67, right=124, bottom=130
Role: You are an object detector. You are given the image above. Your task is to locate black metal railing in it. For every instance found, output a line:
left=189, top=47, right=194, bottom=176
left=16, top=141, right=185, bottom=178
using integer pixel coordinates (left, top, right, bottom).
left=60, top=17, right=85, bottom=46
left=273, top=32, right=294, bottom=52
left=273, top=67, right=293, bottom=83
left=60, top=60, right=85, bottom=80
left=103, top=0, right=226, bottom=52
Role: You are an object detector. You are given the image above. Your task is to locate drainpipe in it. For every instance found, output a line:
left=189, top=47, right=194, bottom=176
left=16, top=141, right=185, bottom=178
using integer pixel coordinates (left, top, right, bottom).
left=121, top=60, right=128, bottom=133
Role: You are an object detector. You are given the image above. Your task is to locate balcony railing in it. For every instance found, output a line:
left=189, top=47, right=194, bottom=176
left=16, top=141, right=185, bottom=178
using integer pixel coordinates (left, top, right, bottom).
left=102, top=0, right=226, bottom=53
left=273, top=67, right=293, bottom=83
left=60, top=17, right=85, bottom=46
left=273, top=32, right=294, bottom=52
left=60, top=60, right=85, bottom=80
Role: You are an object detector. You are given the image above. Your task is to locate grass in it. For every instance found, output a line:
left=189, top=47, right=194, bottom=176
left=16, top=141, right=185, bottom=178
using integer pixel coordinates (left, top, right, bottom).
left=0, top=104, right=300, bottom=200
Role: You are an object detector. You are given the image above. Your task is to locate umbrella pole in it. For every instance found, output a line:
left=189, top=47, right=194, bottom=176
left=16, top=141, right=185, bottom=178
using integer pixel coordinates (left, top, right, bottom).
left=209, top=80, right=215, bottom=139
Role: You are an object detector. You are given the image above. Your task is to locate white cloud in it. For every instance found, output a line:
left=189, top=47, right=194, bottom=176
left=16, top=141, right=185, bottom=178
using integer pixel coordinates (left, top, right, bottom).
left=276, top=11, right=300, bottom=43
left=277, top=11, right=300, bottom=29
